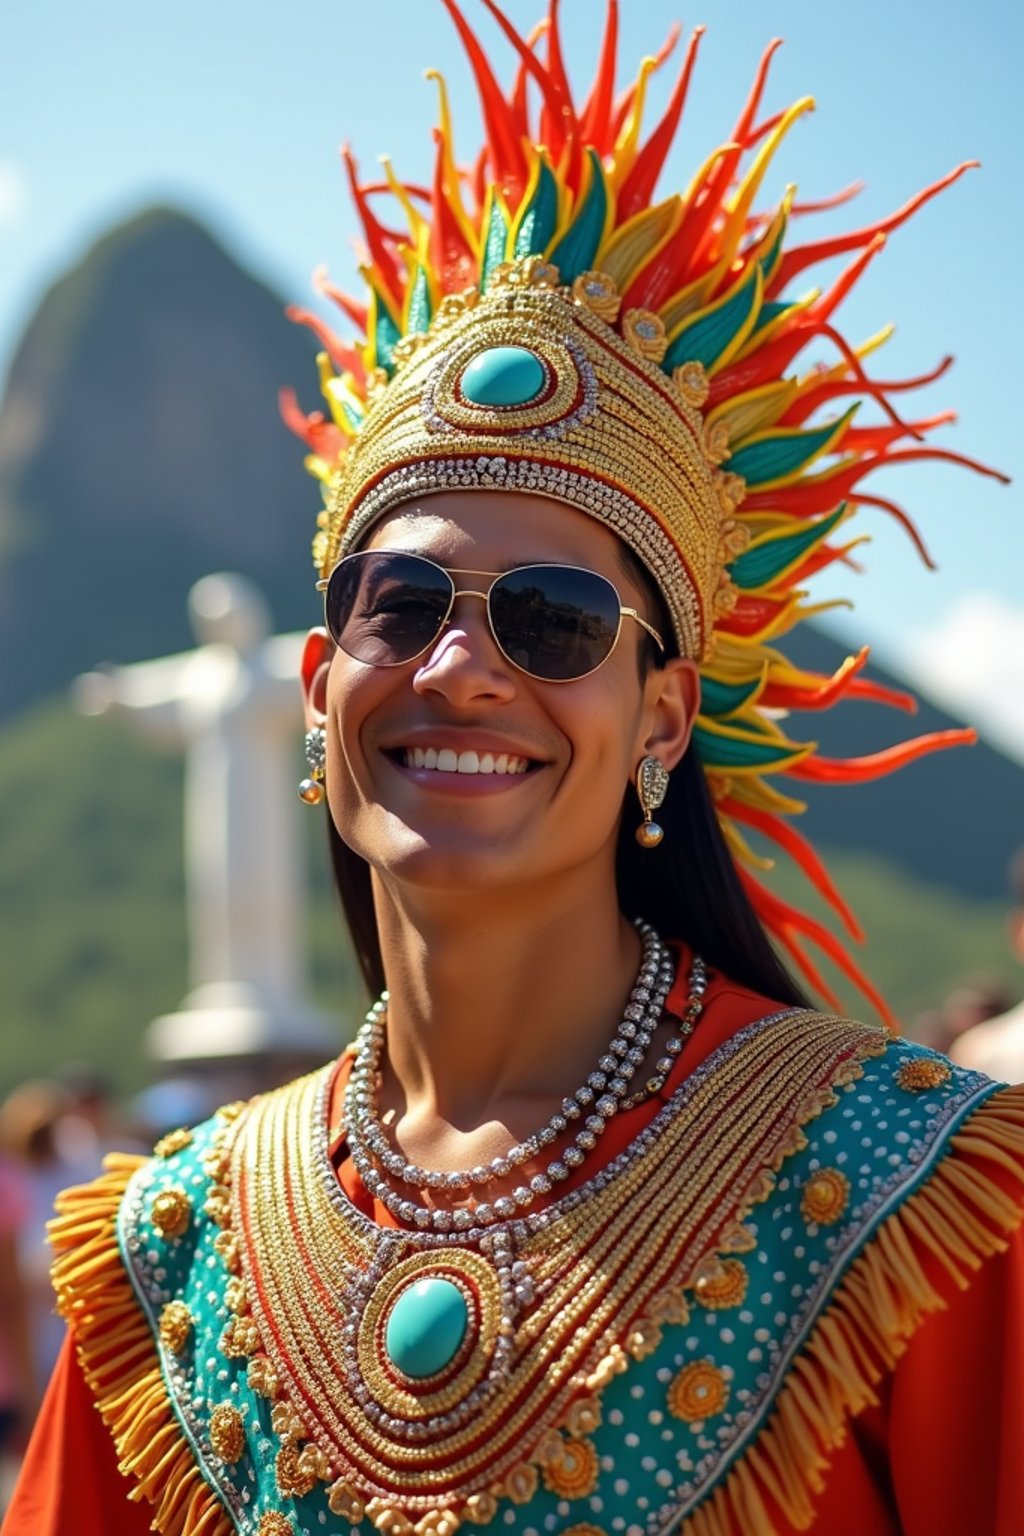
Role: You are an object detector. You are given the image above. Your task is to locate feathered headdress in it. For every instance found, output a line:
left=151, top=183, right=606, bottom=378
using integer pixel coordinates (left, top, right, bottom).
left=282, top=0, right=1006, bottom=1024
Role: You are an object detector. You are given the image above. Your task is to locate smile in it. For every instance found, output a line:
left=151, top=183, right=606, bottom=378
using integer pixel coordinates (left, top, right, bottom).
left=400, top=747, right=531, bottom=775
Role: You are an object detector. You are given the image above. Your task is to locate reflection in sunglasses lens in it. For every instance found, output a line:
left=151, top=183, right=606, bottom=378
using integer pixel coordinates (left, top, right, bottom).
left=328, top=554, right=451, bottom=665
left=490, top=567, right=620, bottom=680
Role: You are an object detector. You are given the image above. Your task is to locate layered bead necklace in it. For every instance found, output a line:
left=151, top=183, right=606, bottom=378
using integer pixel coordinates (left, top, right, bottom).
left=343, top=926, right=708, bottom=1234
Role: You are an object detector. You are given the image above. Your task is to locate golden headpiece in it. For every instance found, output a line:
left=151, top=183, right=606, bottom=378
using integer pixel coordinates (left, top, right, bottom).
left=283, top=0, right=1005, bottom=1020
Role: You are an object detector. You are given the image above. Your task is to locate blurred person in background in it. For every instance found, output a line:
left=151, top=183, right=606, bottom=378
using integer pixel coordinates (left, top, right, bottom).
left=0, top=1082, right=98, bottom=1394
left=5, top=6, right=1024, bottom=1535
left=0, top=1151, right=34, bottom=1506
left=953, top=848, right=1024, bottom=1081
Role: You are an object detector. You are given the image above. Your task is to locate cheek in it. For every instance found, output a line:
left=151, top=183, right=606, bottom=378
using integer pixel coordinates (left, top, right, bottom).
left=557, top=669, right=641, bottom=791
left=323, top=657, right=384, bottom=803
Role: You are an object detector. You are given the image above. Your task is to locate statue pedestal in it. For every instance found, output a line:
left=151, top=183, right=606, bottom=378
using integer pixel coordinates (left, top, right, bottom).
left=147, top=982, right=336, bottom=1064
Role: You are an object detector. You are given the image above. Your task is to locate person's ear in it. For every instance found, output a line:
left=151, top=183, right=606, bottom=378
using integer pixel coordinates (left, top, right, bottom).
left=637, top=657, right=700, bottom=771
left=300, top=629, right=334, bottom=727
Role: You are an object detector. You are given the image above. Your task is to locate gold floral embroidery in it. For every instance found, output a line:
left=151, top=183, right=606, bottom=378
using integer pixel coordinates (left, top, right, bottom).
left=150, top=1187, right=192, bottom=1238
left=257, top=1515, right=292, bottom=1536
left=648, top=1288, right=690, bottom=1326
left=541, top=1436, right=599, bottom=1500
left=622, top=308, right=668, bottom=363
left=463, top=1492, right=498, bottom=1524
left=224, top=1276, right=248, bottom=1314
left=895, top=1058, right=952, bottom=1092
left=800, top=1167, right=851, bottom=1227
left=571, top=271, right=621, bottom=324
left=667, top=1359, right=729, bottom=1421
left=560, top=1526, right=607, bottom=1536
left=504, top=1464, right=538, bottom=1504
left=153, top=1127, right=192, bottom=1158
left=213, top=1228, right=241, bottom=1272
left=718, top=1220, right=757, bottom=1252
left=673, top=359, right=710, bottom=408
left=414, top=1510, right=460, bottom=1536
left=203, top=1183, right=232, bottom=1227
left=366, top=1500, right=413, bottom=1536
left=270, top=1401, right=305, bottom=1441
left=328, top=1479, right=366, bottom=1522
left=158, top=1300, right=193, bottom=1354
left=625, top=1316, right=663, bottom=1360
left=275, top=1440, right=327, bottom=1498
left=208, top=1403, right=246, bottom=1463
left=584, top=1342, right=627, bottom=1392
left=219, top=1315, right=260, bottom=1358
left=692, top=1256, right=749, bottom=1310
left=247, top=1355, right=279, bottom=1399
left=564, top=1396, right=602, bottom=1438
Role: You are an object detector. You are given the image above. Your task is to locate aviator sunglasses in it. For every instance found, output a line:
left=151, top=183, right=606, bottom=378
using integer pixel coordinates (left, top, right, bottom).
left=318, top=550, right=664, bottom=683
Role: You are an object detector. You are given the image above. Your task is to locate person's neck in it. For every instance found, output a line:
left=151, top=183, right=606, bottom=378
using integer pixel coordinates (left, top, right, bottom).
left=367, top=865, right=644, bottom=1159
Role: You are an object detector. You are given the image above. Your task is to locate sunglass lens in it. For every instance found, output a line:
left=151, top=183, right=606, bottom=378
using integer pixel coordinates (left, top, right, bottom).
left=326, top=552, right=452, bottom=666
left=489, top=566, right=621, bottom=681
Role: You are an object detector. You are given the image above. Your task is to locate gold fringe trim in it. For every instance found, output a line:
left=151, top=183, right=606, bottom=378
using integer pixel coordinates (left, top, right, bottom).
left=680, top=1082, right=1024, bottom=1536
left=49, top=1153, right=234, bottom=1536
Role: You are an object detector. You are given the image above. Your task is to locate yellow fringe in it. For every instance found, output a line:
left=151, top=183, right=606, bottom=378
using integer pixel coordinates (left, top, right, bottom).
left=49, top=1154, right=234, bottom=1536
left=50, top=1094, right=1024, bottom=1536
left=680, top=1083, right=1024, bottom=1535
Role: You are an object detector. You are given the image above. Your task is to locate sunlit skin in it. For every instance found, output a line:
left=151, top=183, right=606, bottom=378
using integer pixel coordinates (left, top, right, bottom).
left=302, top=490, right=700, bottom=1182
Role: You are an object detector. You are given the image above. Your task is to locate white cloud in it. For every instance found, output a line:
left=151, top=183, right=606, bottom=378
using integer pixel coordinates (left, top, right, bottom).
left=0, top=164, right=26, bottom=227
left=904, top=593, right=1024, bottom=766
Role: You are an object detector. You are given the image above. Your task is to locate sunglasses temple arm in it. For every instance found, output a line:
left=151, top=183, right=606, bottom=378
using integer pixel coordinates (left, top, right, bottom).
left=622, top=608, right=665, bottom=653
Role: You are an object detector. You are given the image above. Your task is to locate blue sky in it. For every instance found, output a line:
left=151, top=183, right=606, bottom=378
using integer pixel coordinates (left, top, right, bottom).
left=2, top=0, right=1021, bottom=703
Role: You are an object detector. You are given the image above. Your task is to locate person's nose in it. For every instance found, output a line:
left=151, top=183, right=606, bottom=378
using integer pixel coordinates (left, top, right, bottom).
left=411, top=592, right=518, bottom=706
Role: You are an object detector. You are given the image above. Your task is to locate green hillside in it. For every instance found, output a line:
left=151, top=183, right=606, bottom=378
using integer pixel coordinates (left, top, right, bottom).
left=1, top=698, right=1019, bottom=1099
left=0, top=697, right=361, bottom=1096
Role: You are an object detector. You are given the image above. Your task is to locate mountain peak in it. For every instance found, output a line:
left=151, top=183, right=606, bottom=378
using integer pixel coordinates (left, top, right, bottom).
left=0, top=203, right=319, bottom=717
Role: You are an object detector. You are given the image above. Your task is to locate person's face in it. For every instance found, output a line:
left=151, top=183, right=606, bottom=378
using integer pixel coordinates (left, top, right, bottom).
left=302, top=491, right=699, bottom=900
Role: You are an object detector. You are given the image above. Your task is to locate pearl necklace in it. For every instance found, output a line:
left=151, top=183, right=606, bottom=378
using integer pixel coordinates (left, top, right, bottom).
left=343, top=928, right=707, bottom=1233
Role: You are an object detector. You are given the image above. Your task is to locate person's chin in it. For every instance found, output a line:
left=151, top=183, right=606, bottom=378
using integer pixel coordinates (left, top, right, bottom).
left=368, top=814, right=540, bottom=893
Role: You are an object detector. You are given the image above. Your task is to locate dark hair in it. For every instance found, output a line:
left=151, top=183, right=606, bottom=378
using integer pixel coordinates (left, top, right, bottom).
left=324, top=545, right=810, bottom=1009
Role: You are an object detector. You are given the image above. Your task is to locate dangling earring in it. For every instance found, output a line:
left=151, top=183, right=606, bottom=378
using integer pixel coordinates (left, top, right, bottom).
left=635, top=756, right=669, bottom=847
left=298, top=726, right=327, bottom=804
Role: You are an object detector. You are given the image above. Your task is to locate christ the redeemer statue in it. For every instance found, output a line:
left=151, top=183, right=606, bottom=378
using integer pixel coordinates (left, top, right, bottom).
left=74, top=573, right=333, bottom=1063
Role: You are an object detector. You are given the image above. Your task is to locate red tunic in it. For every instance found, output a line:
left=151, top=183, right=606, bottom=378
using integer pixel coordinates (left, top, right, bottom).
left=6, top=958, right=1024, bottom=1535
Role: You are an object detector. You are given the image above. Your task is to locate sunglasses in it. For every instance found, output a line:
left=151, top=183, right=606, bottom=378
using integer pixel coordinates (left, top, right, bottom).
left=317, top=551, right=664, bottom=683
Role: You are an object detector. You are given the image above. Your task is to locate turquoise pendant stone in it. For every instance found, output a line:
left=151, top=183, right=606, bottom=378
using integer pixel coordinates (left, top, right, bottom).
left=385, top=1277, right=468, bottom=1378
left=461, top=345, right=546, bottom=407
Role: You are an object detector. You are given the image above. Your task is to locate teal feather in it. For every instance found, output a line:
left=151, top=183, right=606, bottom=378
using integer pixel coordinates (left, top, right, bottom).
left=730, top=506, right=847, bottom=590
left=663, top=266, right=760, bottom=373
left=548, top=149, right=608, bottom=281
left=480, top=197, right=510, bottom=291
left=727, top=407, right=857, bottom=488
left=514, top=158, right=560, bottom=260
left=698, top=676, right=764, bottom=717
left=693, top=723, right=800, bottom=770
left=406, top=264, right=433, bottom=335
left=372, top=294, right=402, bottom=375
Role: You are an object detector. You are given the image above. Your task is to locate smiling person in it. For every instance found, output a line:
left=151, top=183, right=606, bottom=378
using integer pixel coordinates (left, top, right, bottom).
left=6, top=6, right=1024, bottom=1536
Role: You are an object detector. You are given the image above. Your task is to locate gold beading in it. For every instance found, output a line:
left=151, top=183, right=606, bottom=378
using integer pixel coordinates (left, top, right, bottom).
left=320, top=264, right=728, bottom=659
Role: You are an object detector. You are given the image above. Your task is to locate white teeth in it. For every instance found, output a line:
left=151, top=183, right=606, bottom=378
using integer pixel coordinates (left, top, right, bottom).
left=401, top=747, right=531, bottom=775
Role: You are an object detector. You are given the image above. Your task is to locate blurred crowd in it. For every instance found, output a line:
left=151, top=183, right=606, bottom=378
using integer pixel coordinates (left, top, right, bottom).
left=0, top=1068, right=144, bottom=1486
